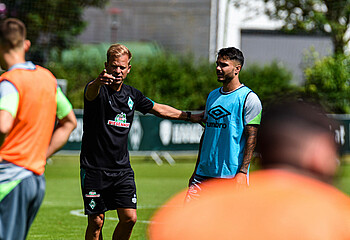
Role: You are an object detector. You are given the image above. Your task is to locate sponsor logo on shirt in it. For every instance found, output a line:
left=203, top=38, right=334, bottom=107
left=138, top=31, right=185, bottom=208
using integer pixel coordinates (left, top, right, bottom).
left=107, top=112, right=130, bottom=128
left=85, top=190, right=100, bottom=198
left=206, top=105, right=230, bottom=129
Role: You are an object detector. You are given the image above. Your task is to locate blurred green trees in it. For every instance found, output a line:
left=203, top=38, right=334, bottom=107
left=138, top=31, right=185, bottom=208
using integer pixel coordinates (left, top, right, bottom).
left=234, top=0, right=350, bottom=55
left=127, top=53, right=218, bottom=110
left=304, top=53, right=350, bottom=113
left=47, top=44, right=107, bottom=108
left=240, top=62, right=302, bottom=108
left=47, top=43, right=349, bottom=113
left=1, top=0, right=108, bottom=64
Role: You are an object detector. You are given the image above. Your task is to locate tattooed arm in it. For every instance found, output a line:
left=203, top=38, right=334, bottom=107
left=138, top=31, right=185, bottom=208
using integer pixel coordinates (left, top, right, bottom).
left=234, top=125, right=259, bottom=185
left=241, top=125, right=259, bottom=173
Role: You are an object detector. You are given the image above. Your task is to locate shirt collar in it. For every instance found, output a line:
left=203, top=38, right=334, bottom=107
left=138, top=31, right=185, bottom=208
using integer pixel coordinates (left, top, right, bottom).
left=8, top=61, right=36, bottom=71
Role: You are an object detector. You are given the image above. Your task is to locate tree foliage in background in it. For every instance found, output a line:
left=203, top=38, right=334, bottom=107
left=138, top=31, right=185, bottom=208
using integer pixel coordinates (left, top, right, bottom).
left=304, top=53, right=350, bottom=113
left=240, top=62, right=302, bottom=109
left=47, top=42, right=165, bottom=109
left=47, top=44, right=219, bottom=110
left=47, top=44, right=108, bottom=108
left=1, top=0, right=108, bottom=63
left=127, top=53, right=218, bottom=110
left=234, top=0, right=350, bottom=54
left=47, top=44, right=303, bottom=111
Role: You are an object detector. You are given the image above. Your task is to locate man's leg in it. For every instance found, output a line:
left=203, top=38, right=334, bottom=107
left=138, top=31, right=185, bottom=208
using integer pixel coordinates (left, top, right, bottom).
left=0, top=174, right=45, bottom=240
left=112, top=208, right=137, bottom=240
left=185, top=174, right=210, bottom=202
left=85, top=213, right=105, bottom=240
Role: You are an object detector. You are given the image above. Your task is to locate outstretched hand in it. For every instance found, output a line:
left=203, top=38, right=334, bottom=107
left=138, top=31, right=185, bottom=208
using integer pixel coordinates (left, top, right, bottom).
left=95, top=69, right=115, bottom=86
left=85, top=69, right=116, bottom=101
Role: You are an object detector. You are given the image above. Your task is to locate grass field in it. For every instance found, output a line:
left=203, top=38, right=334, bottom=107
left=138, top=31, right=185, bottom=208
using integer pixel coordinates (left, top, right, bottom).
left=27, top=155, right=350, bottom=240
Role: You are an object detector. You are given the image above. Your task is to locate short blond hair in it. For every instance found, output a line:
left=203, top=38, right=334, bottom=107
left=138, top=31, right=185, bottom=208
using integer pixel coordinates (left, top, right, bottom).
left=107, top=43, right=132, bottom=63
left=0, top=18, right=26, bottom=49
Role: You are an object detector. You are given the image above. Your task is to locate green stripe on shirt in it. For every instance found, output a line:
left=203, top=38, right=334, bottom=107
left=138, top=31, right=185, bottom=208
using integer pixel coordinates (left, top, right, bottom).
left=0, top=92, right=19, bottom=117
left=0, top=179, right=21, bottom=202
left=0, top=87, right=72, bottom=120
left=248, top=110, right=262, bottom=125
left=56, top=87, right=73, bottom=119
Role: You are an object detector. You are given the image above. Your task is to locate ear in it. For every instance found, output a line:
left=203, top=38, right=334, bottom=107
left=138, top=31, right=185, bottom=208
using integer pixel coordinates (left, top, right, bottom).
left=302, top=135, right=338, bottom=178
left=24, top=40, right=31, bottom=52
left=127, top=64, right=131, bottom=73
left=234, top=65, right=242, bottom=75
left=236, top=65, right=242, bottom=72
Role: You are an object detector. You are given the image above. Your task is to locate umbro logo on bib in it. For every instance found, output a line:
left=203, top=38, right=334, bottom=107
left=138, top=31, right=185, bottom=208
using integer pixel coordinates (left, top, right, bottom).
left=208, top=105, right=230, bottom=120
left=206, top=105, right=230, bottom=129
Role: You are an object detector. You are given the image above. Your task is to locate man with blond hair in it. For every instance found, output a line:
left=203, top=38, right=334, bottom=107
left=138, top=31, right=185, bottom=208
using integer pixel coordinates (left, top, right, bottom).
left=0, top=18, right=77, bottom=239
left=80, top=43, right=202, bottom=240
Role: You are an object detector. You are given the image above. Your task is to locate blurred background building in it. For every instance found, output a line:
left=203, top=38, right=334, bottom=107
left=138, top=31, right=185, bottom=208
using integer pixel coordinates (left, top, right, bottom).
left=78, top=0, right=212, bottom=61
left=78, top=0, right=333, bottom=85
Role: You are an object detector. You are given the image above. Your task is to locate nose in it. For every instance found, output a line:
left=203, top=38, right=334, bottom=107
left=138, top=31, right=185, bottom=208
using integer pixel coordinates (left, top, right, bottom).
left=115, top=67, right=122, bottom=74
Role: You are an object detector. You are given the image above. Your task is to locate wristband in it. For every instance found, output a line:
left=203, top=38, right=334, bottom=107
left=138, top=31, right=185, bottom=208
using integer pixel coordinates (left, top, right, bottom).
left=186, top=111, right=191, bottom=121
left=239, top=170, right=247, bottom=174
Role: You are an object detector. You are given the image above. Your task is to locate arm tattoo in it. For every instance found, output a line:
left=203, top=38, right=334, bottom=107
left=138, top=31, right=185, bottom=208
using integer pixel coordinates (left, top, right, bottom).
left=240, top=125, right=258, bottom=173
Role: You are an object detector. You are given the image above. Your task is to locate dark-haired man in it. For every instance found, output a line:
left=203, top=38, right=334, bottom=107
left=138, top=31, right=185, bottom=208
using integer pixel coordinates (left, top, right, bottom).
left=149, top=101, right=350, bottom=240
left=187, top=47, right=262, bottom=200
left=0, top=18, right=77, bottom=239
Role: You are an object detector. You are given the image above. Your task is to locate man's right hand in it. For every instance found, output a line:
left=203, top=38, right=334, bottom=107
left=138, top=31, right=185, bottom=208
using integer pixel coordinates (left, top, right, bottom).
left=85, top=69, right=116, bottom=101
left=94, top=69, right=115, bottom=86
left=190, top=112, right=206, bottom=127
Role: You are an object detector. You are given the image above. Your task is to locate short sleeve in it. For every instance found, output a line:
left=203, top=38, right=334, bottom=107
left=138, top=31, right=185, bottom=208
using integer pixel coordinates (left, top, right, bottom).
left=244, top=92, right=262, bottom=125
left=0, top=80, right=19, bottom=117
left=135, top=90, right=154, bottom=115
left=56, top=87, right=73, bottom=119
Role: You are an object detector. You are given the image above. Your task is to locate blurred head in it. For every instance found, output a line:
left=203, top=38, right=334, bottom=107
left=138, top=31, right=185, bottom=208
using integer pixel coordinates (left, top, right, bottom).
left=105, top=44, right=132, bottom=86
left=257, top=101, right=339, bottom=182
left=0, top=18, right=26, bottom=50
left=0, top=18, right=30, bottom=70
left=216, top=47, right=244, bottom=83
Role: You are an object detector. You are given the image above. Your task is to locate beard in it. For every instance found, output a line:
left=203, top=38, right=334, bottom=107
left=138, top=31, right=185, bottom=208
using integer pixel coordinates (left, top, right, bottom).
left=217, top=75, right=233, bottom=83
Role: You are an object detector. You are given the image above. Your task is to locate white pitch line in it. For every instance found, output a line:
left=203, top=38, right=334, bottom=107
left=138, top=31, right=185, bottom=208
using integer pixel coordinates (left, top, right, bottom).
left=70, top=205, right=161, bottom=224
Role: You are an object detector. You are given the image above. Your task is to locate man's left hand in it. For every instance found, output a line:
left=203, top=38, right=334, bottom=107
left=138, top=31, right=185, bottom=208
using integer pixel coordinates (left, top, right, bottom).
left=233, top=172, right=248, bottom=189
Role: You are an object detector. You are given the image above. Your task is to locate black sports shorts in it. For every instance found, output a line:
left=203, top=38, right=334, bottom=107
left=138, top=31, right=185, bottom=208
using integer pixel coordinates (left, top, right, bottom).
left=80, top=168, right=137, bottom=215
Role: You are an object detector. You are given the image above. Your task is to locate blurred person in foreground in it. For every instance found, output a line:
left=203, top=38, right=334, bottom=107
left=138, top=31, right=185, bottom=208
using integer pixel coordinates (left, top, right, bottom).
left=148, top=101, right=350, bottom=240
left=80, top=43, right=202, bottom=240
left=0, top=18, right=77, bottom=240
left=186, top=47, right=262, bottom=201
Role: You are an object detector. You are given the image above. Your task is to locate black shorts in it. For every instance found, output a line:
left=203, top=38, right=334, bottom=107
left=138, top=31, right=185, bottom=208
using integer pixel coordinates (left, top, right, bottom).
left=80, top=168, right=137, bottom=215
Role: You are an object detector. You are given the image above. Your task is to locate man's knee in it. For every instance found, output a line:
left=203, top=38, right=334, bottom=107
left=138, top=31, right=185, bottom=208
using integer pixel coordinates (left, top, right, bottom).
left=118, top=210, right=137, bottom=226
left=121, top=214, right=137, bottom=226
left=88, top=214, right=105, bottom=230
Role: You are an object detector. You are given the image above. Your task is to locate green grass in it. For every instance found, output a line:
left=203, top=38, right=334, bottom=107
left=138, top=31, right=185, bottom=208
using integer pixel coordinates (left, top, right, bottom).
left=27, top=155, right=350, bottom=240
left=27, top=155, right=196, bottom=240
left=334, top=163, right=350, bottom=195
